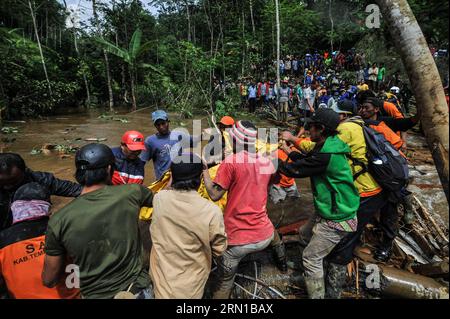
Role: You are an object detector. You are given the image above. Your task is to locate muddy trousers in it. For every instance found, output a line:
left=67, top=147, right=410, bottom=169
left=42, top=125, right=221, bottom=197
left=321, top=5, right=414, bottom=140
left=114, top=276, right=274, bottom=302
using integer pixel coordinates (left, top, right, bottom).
left=302, top=221, right=348, bottom=299
left=327, top=192, right=395, bottom=265
left=213, top=233, right=274, bottom=299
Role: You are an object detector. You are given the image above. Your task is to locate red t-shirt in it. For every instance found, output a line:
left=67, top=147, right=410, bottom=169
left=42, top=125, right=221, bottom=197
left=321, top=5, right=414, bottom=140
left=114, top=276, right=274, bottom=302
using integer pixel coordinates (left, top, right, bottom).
left=214, top=151, right=275, bottom=246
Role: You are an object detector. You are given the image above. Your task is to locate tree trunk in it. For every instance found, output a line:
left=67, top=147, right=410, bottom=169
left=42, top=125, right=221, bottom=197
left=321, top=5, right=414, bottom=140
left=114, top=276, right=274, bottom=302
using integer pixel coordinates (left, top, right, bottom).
left=203, top=0, right=214, bottom=98
left=219, top=16, right=226, bottom=83
left=376, top=0, right=449, bottom=203
left=184, top=0, right=191, bottom=42
left=104, top=51, right=114, bottom=112
left=329, top=0, right=334, bottom=53
left=73, top=30, right=91, bottom=108
left=92, top=0, right=114, bottom=112
left=28, top=0, right=52, bottom=97
left=275, top=0, right=280, bottom=89
left=129, top=67, right=137, bottom=111
left=249, top=0, right=256, bottom=37
left=45, top=7, right=48, bottom=46
left=241, top=10, right=245, bottom=76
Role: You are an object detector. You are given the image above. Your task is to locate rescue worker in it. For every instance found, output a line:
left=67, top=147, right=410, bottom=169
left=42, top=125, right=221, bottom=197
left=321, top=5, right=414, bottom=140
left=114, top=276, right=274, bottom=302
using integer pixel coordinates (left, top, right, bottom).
left=149, top=153, right=227, bottom=298
left=42, top=143, right=154, bottom=299
left=0, top=183, right=79, bottom=299
left=358, top=98, right=417, bottom=258
left=0, top=153, right=82, bottom=231
left=112, top=131, right=146, bottom=185
left=141, top=110, right=200, bottom=180
left=279, top=109, right=360, bottom=299
left=206, top=116, right=235, bottom=163
left=203, top=121, right=284, bottom=298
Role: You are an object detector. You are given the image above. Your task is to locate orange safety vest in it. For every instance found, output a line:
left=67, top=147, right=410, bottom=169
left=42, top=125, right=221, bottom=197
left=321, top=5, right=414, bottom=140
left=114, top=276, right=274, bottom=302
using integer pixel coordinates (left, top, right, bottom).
left=0, top=219, right=79, bottom=299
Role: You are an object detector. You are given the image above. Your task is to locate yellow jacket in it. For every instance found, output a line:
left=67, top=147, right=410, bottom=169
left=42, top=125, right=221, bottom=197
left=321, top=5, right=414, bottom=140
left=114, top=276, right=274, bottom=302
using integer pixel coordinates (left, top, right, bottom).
left=293, top=121, right=382, bottom=197
left=139, top=166, right=228, bottom=221
left=337, top=120, right=382, bottom=197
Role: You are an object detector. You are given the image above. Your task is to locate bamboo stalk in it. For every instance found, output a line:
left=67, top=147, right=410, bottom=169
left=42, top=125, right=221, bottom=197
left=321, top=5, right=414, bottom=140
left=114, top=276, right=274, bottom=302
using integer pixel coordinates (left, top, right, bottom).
left=413, top=195, right=449, bottom=243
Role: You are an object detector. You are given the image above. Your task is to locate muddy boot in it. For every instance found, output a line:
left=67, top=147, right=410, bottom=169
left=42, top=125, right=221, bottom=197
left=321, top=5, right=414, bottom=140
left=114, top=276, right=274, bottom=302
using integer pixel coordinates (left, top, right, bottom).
left=325, top=262, right=347, bottom=299
left=272, top=242, right=288, bottom=273
left=304, top=276, right=325, bottom=299
left=402, top=193, right=415, bottom=225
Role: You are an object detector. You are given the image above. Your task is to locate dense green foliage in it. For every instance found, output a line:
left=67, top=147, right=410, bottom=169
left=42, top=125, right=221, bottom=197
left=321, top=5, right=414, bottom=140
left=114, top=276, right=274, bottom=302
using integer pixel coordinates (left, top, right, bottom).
left=0, top=0, right=448, bottom=119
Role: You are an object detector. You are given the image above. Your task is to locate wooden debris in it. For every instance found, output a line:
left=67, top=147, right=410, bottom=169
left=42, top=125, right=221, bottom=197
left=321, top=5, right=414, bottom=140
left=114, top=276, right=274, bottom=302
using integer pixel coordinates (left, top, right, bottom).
left=409, top=228, right=439, bottom=257
left=412, top=261, right=449, bottom=278
left=84, top=137, right=107, bottom=142
left=413, top=195, right=449, bottom=244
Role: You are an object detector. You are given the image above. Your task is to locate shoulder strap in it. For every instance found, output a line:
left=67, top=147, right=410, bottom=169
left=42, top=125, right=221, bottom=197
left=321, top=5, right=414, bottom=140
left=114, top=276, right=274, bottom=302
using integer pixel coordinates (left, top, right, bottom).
left=347, top=153, right=368, bottom=181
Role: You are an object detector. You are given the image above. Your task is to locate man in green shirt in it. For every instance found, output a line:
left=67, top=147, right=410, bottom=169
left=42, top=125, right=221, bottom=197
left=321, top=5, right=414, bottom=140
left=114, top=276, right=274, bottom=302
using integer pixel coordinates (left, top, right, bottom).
left=279, top=109, right=359, bottom=299
left=42, top=143, right=154, bottom=299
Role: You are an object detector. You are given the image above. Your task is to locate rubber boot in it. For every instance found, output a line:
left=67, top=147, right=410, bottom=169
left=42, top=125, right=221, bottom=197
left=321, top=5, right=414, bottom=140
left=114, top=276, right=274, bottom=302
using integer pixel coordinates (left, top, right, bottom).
left=304, top=276, right=325, bottom=299
left=272, top=242, right=288, bottom=273
left=325, top=262, right=347, bottom=299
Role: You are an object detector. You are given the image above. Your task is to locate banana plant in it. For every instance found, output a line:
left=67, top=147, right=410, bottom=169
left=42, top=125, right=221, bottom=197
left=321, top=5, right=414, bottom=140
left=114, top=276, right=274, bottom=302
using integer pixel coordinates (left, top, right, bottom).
left=96, top=29, right=160, bottom=111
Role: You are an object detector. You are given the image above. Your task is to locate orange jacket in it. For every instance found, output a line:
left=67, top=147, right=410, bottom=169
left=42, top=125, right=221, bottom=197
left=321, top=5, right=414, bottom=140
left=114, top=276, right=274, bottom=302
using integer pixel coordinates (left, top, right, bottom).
left=369, top=121, right=406, bottom=158
left=383, top=101, right=404, bottom=119
left=276, top=149, right=296, bottom=188
left=0, top=219, right=79, bottom=299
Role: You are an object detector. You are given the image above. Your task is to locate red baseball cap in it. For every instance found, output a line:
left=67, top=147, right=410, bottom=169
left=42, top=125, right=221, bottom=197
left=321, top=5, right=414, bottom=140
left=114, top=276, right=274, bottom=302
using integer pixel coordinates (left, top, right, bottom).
left=218, top=116, right=235, bottom=126
left=121, top=131, right=146, bottom=151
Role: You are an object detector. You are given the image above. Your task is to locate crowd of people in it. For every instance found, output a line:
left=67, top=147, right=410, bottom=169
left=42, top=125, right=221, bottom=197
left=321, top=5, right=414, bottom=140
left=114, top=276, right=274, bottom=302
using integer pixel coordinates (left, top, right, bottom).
left=0, top=48, right=429, bottom=300
left=238, top=50, right=415, bottom=126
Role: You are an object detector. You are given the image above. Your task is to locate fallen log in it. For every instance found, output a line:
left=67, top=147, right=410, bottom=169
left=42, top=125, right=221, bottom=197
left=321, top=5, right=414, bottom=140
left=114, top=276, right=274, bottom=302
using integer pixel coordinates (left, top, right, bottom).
left=359, top=261, right=449, bottom=299
left=409, top=228, right=439, bottom=258
left=398, top=230, right=432, bottom=264
left=412, top=261, right=449, bottom=279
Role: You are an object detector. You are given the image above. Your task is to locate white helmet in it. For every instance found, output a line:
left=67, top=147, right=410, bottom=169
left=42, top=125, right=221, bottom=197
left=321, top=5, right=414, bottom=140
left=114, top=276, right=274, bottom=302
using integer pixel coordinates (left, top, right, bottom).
left=390, top=86, right=400, bottom=94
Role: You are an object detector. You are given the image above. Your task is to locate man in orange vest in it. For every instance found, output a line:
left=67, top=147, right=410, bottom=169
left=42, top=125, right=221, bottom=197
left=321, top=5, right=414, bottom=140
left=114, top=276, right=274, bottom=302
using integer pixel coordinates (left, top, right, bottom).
left=0, top=183, right=79, bottom=299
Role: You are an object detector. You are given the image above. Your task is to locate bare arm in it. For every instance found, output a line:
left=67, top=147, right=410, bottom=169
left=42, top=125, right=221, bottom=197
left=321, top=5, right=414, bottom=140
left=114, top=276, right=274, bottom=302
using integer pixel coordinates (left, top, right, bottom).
left=42, top=255, right=65, bottom=288
left=202, top=168, right=226, bottom=202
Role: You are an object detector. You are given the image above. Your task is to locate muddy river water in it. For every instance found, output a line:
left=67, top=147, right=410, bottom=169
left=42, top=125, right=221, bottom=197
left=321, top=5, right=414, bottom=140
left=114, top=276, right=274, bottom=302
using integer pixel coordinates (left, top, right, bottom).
left=1, top=108, right=447, bottom=227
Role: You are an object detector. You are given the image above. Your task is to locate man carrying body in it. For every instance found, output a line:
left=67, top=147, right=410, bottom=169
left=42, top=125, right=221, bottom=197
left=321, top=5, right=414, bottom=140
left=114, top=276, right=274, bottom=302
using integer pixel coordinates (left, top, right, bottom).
left=0, top=153, right=82, bottom=231
left=112, top=131, right=146, bottom=185
left=203, top=121, right=281, bottom=298
left=0, top=183, right=79, bottom=299
left=150, top=153, right=227, bottom=298
left=42, top=143, right=154, bottom=299
left=279, top=109, right=360, bottom=299
left=141, top=110, right=199, bottom=180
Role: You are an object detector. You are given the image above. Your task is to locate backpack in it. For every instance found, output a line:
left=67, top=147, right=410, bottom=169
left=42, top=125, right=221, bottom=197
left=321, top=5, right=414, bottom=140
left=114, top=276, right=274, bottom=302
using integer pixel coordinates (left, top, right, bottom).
left=349, top=119, right=409, bottom=200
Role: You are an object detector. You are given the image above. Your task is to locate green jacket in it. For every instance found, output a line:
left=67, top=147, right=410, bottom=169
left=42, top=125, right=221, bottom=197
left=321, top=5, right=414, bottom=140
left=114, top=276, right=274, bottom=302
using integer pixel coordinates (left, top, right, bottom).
left=280, top=135, right=359, bottom=222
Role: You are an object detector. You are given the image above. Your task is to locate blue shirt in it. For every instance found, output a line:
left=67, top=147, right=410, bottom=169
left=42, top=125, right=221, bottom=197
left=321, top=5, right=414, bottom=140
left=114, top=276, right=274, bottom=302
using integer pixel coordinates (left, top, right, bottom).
left=248, top=86, right=257, bottom=99
left=140, top=131, right=195, bottom=180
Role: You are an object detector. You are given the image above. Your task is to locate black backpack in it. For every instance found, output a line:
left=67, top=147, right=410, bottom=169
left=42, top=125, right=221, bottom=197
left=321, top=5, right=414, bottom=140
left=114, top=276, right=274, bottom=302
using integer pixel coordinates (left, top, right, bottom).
left=349, top=119, right=409, bottom=200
